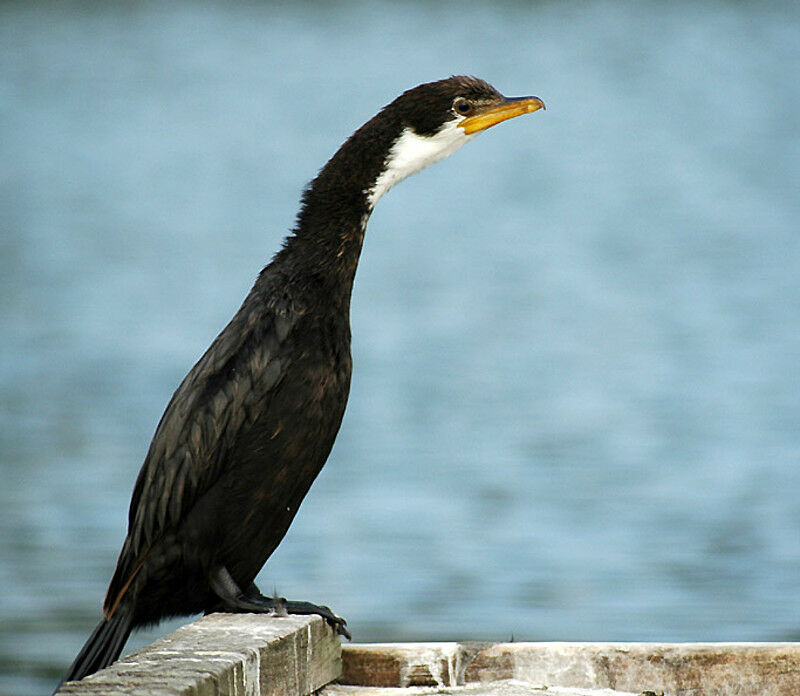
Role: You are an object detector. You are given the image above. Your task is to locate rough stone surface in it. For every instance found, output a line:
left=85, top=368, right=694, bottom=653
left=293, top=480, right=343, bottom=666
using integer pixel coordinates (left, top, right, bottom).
left=340, top=642, right=800, bottom=696
left=54, top=621, right=800, bottom=696
left=55, top=614, right=342, bottom=696
left=324, top=681, right=641, bottom=695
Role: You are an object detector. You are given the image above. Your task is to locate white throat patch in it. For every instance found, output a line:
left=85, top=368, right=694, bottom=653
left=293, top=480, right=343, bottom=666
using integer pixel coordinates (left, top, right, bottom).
left=367, top=119, right=475, bottom=209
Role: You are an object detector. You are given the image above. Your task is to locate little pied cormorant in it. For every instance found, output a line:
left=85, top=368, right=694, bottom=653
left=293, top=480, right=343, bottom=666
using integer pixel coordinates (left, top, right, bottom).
left=58, top=76, right=545, bottom=687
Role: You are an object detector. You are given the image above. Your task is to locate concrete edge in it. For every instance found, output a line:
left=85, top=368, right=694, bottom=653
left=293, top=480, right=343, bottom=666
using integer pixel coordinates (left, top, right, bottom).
left=341, top=641, right=800, bottom=696
left=56, top=614, right=342, bottom=696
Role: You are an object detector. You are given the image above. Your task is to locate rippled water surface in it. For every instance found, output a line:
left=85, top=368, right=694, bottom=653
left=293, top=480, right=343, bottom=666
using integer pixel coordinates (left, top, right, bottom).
left=1, top=1, right=799, bottom=693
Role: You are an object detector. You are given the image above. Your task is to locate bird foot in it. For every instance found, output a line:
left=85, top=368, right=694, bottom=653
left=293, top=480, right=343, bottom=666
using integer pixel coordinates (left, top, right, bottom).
left=279, top=598, right=351, bottom=640
left=235, top=594, right=350, bottom=639
left=209, top=567, right=350, bottom=638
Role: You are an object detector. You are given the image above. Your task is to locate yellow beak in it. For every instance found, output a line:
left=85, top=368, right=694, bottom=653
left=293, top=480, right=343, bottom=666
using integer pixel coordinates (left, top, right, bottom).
left=458, top=96, right=545, bottom=135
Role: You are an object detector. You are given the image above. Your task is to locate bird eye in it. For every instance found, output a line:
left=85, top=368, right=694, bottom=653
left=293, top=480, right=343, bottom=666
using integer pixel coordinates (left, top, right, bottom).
left=454, top=98, right=473, bottom=115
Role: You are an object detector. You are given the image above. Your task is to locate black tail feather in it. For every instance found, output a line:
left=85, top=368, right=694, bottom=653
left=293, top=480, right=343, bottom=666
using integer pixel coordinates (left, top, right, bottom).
left=55, top=611, right=133, bottom=691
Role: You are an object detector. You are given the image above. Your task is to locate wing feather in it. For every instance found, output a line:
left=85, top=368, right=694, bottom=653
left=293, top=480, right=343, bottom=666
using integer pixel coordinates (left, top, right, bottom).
left=107, top=284, right=298, bottom=611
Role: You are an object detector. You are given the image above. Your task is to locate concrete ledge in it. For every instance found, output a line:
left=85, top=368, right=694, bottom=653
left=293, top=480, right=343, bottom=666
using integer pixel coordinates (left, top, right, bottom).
left=55, top=614, right=342, bottom=696
left=327, top=682, right=643, bottom=696
left=54, top=618, right=800, bottom=696
left=339, top=642, right=800, bottom=696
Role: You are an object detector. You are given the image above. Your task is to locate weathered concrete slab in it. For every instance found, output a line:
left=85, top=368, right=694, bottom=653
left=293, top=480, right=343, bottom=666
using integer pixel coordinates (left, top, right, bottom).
left=465, top=642, right=798, bottom=696
left=340, top=642, right=800, bottom=696
left=325, top=681, right=642, bottom=696
left=55, top=614, right=341, bottom=696
left=53, top=618, right=800, bottom=696
left=341, top=642, right=466, bottom=688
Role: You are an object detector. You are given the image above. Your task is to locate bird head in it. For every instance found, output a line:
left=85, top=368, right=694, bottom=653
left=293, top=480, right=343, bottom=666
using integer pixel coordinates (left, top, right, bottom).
left=393, top=75, right=545, bottom=137
left=367, top=76, right=545, bottom=207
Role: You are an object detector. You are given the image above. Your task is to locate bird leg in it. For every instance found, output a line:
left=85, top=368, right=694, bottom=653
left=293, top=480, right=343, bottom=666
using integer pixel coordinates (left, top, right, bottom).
left=208, top=566, right=350, bottom=639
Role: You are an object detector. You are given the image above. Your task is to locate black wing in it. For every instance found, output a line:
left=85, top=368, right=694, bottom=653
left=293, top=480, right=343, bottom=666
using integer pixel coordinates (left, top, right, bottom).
left=105, top=279, right=298, bottom=612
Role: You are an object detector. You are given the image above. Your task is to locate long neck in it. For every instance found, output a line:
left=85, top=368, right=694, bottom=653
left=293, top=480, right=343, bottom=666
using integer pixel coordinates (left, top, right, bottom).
left=277, top=107, right=468, bottom=307
left=280, top=112, right=400, bottom=303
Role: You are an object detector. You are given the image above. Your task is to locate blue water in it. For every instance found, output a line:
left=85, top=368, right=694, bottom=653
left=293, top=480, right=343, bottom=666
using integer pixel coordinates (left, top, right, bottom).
left=1, top=1, right=799, bottom=693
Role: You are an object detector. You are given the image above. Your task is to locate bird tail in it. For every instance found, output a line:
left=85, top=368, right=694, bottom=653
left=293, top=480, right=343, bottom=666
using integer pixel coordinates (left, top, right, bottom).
left=56, top=610, right=133, bottom=690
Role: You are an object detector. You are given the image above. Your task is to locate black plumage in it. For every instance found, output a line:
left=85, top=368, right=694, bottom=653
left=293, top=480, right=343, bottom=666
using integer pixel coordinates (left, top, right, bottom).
left=58, top=76, right=543, bottom=687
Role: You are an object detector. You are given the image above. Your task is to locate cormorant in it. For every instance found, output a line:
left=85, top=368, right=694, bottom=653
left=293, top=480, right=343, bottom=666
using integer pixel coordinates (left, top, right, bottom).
left=59, top=76, right=544, bottom=686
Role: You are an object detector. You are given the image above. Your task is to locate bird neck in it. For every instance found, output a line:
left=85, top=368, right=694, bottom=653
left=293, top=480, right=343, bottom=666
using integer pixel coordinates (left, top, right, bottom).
left=279, top=108, right=470, bottom=306
left=281, top=114, right=399, bottom=303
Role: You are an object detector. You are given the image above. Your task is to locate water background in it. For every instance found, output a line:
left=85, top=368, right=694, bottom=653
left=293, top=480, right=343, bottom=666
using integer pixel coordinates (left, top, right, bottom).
left=2, top=1, right=799, bottom=694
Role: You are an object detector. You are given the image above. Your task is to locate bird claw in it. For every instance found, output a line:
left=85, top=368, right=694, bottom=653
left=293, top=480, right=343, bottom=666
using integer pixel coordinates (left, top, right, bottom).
left=305, top=603, right=350, bottom=640
left=320, top=607, right=351, bottom=640
left=280, top=599, right=351, bottom=640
